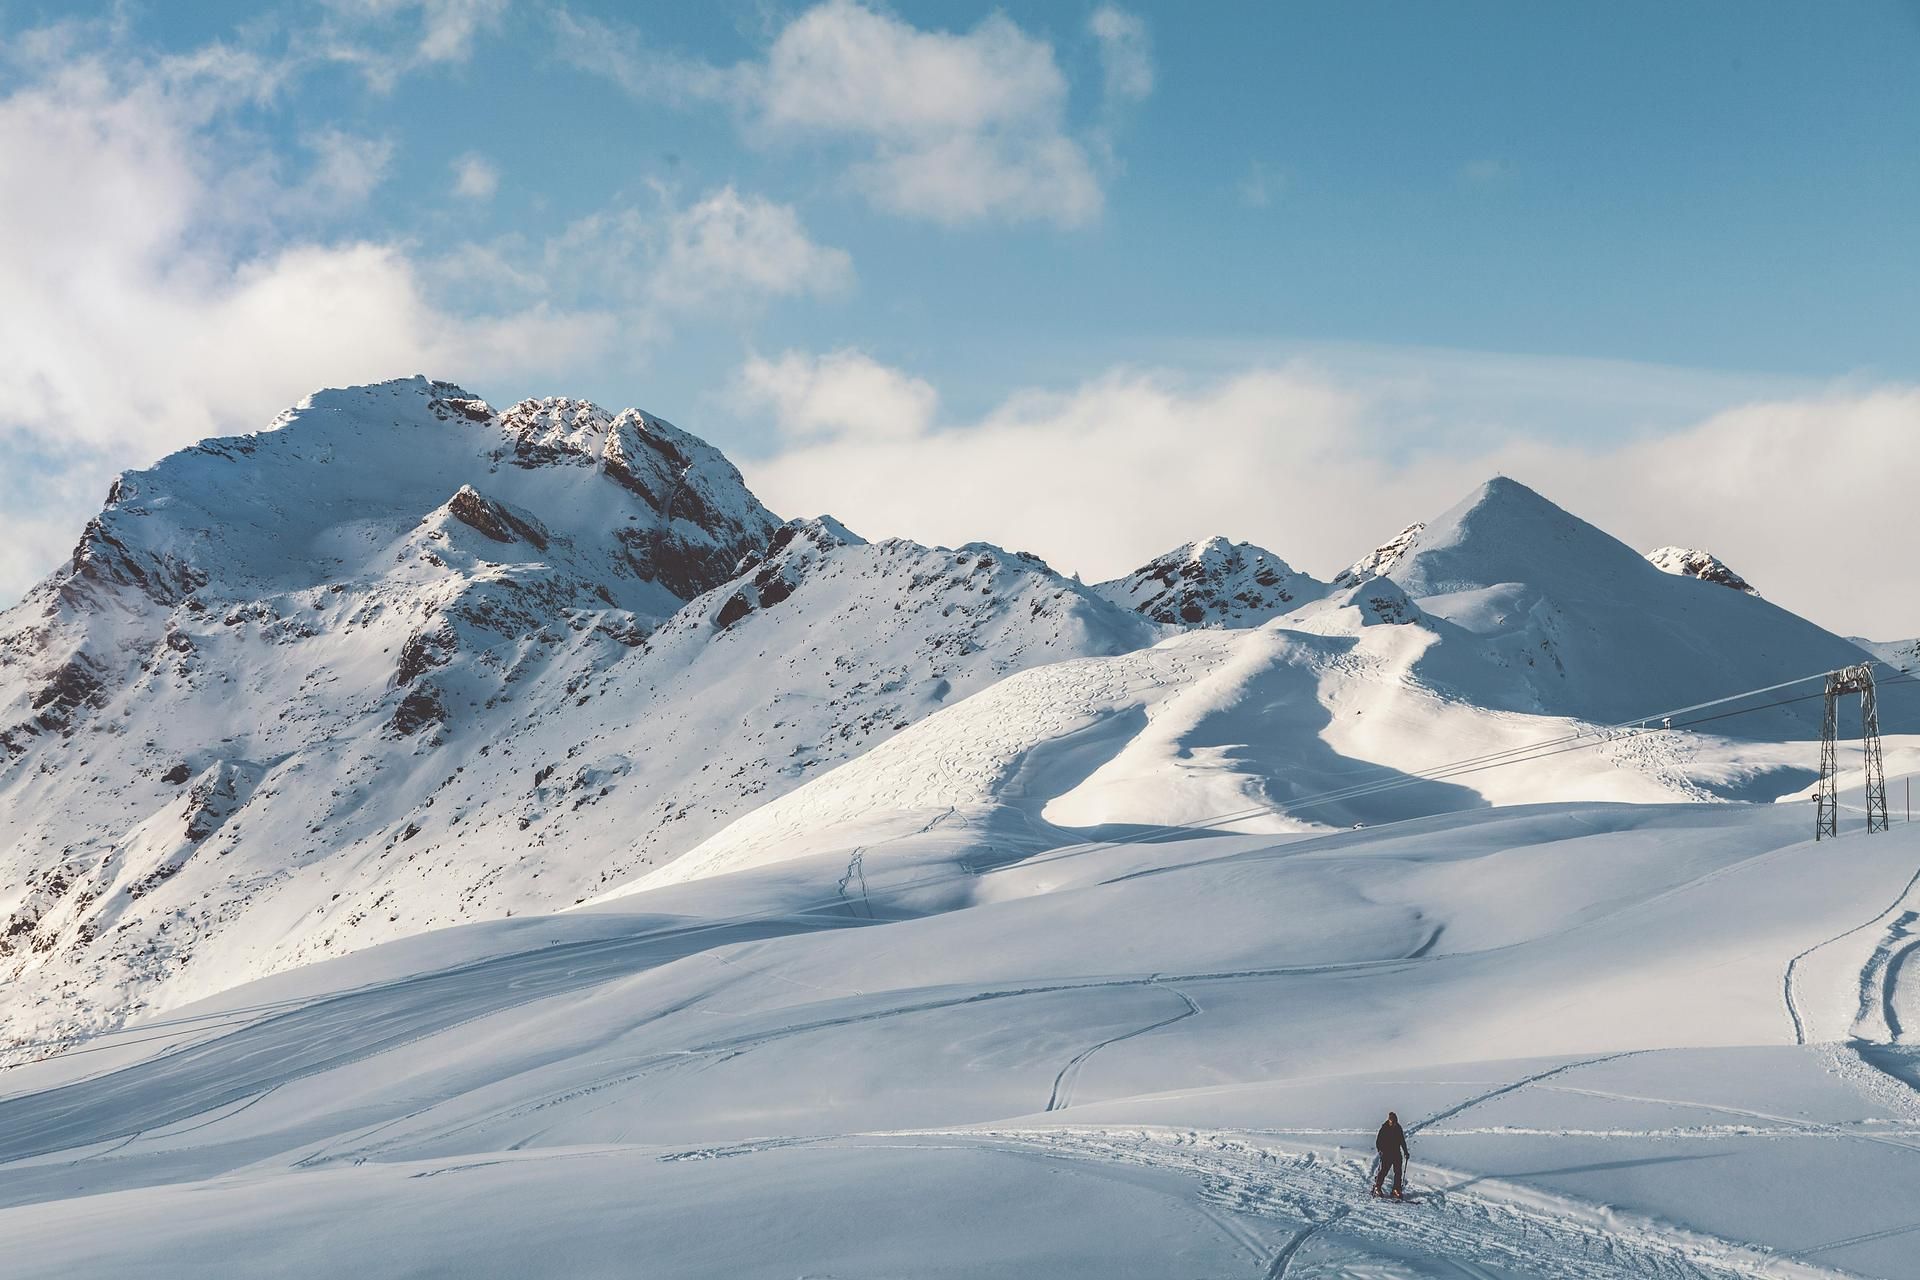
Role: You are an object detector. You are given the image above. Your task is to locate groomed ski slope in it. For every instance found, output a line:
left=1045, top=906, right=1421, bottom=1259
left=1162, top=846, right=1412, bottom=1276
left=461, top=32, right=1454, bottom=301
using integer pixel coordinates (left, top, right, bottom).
left=1, top=801, right=1918, bottom=1277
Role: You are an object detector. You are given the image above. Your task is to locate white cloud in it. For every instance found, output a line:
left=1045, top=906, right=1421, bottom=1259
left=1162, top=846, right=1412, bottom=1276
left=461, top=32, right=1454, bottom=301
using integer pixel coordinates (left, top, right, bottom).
left=651, top=186, right=853, bottom=309
left=735, top=350, right=936, bottom=443
left=740, top=352, right=1920, bottom=639
left=320, top=0, right=508, bottom=89
left=754, top=1, right=1102, bottom=227
left=0, top=30, right=613, bottom=603
left=410, top=0, right=507, bottom=63
left=556, top=1, right=1115, bottom=228
left=299, top=129, right=395, bottom=211
left=452, top=152, right=499, bottom=200
left=1089, top=7, right=1153, bottom=105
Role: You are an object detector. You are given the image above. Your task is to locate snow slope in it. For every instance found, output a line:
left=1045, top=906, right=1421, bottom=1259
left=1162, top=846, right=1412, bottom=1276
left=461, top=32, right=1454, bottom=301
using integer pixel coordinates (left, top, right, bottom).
left=2, top=802, right=1918, bottom=1276
left=1856, top=636, right=1919, bottom=671
left=0, top=380, right=1899, bottom=1136
left=644, top=482, right=1883, bottom=895
left=3, top=403, right=1918, bottom=1275
left=1386, top=478, right=1868, bottom=731
left=0, top=379, right=1151, bottom=1052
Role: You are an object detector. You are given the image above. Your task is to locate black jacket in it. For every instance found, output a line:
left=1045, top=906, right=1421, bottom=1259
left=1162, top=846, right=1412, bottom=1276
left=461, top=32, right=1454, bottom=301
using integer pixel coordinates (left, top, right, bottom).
left=1375, top=1120, right=1409, bottom=1158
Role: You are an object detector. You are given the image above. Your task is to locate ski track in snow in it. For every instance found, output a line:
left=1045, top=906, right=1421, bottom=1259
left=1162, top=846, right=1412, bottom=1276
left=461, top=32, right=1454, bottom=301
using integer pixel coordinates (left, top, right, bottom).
left=1784, top=859, right=1920, bottom=1045
left=889, top=1126, right=1832, bottom=1279
left=1046, top=983, right=1201, bottom=1112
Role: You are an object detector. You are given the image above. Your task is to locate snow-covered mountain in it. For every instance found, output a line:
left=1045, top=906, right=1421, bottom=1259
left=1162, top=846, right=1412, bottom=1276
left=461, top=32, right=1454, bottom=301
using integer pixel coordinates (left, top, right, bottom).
left=0, top=378, right=1151, bottom=1050
left=1856, top=635, right=1919, bottom=671
left=8, top=383, right=1920, bottom=1278
left=0, top=384, right=1893, bottom=1056
left=1645, top=545, right=1757, bottom=593
left=1390, top=479, right=1866, bottom=729
left=637, top=479, right=1880, bottom=896
left=1094, top=537, right=1326, bottom=627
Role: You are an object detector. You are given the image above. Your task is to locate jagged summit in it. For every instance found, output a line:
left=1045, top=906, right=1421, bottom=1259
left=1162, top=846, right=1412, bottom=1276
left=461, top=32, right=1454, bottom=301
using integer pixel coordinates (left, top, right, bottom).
left=1095, top=536, right=1325, bottom=628
left=1645, top=546, right=1757, bottom=594
left=1330, top=523, right=1423, bottom=591
left=2, top=375, right=780, bottom=757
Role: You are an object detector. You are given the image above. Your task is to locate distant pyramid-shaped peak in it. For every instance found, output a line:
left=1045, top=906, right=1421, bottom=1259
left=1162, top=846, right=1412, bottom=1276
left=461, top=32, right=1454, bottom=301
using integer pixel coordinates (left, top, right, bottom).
left=1387, top=476, right=1651, bottom=599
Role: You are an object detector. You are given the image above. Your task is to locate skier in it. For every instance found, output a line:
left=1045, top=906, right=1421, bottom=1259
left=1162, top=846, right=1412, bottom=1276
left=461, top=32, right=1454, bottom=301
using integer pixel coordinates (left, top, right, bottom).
left=1372, top=1110, right=1410, bottom=1198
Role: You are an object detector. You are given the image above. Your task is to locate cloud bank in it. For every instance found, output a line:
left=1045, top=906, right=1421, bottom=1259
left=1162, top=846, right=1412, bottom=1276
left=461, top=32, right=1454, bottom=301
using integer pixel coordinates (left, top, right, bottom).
left=738, top=350, right=1920, bottom=639
left=0, top=23, right=850, bottom=605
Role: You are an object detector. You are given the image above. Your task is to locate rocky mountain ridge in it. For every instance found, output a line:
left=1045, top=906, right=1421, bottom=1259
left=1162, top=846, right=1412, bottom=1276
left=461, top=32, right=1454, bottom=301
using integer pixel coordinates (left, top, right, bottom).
left=1093, top=537, right=1325, bottom=627
left=1645, top=545, right=1757, bottom=594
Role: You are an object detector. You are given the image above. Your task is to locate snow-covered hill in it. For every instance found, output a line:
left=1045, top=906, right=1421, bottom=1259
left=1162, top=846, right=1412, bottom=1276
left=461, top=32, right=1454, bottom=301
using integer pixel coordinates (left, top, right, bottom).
left=1094, top=537, right=1325, bottom=627
left=5, top=801, right=1919, bottom=1278
left=4, top=381, right=1918, bottom=1276
left=0, top=378, right=1151, bottom=1051
left=637, top=480, right=1877, bottom=896
left=1857, top=635, right=1919, bottom=671
left=1387, top=478, right=1866, bottom=730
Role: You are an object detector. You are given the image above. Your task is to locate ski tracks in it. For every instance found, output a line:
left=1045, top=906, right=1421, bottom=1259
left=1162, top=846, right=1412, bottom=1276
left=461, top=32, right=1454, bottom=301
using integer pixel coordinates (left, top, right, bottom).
left=1046, top=983, right=1200, bottom=1112
left=932, top=1126, right=1819, bottom=1280
left=1784, top=861, right=1920, bottom=1046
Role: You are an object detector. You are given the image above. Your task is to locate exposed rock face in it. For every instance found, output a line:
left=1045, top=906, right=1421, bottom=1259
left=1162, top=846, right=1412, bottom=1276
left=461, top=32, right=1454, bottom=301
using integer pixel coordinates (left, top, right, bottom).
left=497, top=397, right=776, bottom=600
left=711, top=518, right=862, bottom=631
left=1645, top=546, right=1757, bottom=595
left=1332, top=523, right=1424, bottom=591
left=1095, top=537, right=1326, bottom=628
left=447, top=486, right=549, bottom=549
left=1349, top=577, right=1422, bottom=626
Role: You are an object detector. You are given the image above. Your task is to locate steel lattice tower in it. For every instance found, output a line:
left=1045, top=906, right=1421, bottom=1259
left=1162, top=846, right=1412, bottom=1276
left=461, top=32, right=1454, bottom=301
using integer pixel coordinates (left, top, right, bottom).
left=1816, top=664, right=1890, bottom=840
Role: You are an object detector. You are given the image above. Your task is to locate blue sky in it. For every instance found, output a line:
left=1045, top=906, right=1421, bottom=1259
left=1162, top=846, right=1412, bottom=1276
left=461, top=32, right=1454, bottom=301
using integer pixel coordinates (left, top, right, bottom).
left=2, top=1, right=1917, bottom=633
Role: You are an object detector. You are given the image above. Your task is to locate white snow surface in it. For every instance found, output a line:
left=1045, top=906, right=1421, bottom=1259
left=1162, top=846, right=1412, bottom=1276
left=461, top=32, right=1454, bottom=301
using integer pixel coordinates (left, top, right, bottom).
left=5, top=385, right=1920, bottom=1276
left=3, top=803, right=1920, bottom=1277
left=1855, top=636, right=1919, bottom=671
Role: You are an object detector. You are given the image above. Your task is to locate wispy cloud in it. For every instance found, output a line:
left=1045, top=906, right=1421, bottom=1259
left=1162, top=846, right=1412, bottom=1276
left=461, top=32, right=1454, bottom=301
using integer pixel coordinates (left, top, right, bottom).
left=318, top=0, right=509, bottom=90
left=451, top=152, right=499, bottom=200
left=1090, top=7, right=1153, bottom=106
left=652, top=187, right=853, bottom=309
left=554, top=0, right=1142, bottom=229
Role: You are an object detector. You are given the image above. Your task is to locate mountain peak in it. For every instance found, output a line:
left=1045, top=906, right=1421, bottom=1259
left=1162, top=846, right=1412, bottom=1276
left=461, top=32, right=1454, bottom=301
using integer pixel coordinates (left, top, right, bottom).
left=1388, top=476, right=1649, bottom=598
left=1331, top=522, right=1425, bottom=590
left=1094, top=537, right=1324, bottom=628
